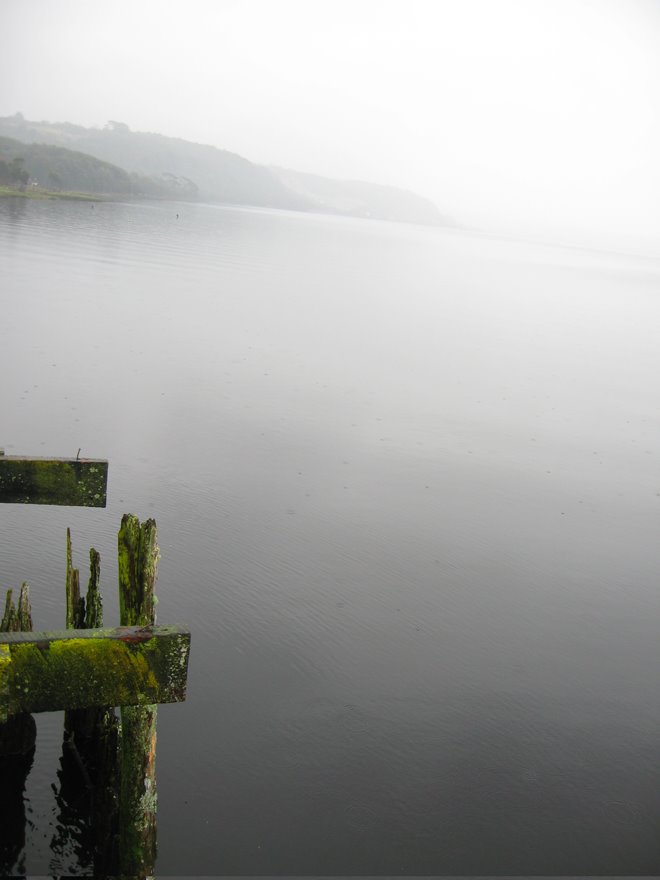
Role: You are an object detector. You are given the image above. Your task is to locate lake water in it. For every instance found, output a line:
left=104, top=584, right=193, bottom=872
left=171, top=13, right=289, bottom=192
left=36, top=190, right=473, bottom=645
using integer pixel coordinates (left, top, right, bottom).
left=2, top=196, right=660, bottom=876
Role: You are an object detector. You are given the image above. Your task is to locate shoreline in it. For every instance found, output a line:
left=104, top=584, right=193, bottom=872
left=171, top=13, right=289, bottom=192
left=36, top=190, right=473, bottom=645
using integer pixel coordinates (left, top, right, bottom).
left=0, top=185, right=110, bottom=201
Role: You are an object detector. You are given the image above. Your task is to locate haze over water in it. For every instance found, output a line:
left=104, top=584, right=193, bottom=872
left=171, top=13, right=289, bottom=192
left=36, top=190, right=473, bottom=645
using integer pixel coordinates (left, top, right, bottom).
left=2, top=197, right=660, bottom=874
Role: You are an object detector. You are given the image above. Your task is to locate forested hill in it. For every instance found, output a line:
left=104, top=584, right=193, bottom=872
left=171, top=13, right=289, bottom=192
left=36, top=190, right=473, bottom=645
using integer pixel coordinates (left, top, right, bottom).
left=0, top=136, right=199, bottom=199
left=0, top=114, right=449, bottom=225
left=0, top=136, right=131, bottom=195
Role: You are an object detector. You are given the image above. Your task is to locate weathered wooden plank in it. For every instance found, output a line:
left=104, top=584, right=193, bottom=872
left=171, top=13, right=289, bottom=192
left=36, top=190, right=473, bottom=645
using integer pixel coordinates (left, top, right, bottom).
left=0, top=455, right=108, bottom=507
left=0, top=625, right=190, bottom=720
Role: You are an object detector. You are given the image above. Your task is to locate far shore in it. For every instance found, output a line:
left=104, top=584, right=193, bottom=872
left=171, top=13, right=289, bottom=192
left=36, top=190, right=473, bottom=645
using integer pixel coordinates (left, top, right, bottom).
left=0, top=185, right=111, bottom=201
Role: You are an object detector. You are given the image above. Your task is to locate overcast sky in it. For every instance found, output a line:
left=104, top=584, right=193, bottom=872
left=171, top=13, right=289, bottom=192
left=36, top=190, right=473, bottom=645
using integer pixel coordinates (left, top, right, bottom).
left=2, top=0, right=659, bottom=242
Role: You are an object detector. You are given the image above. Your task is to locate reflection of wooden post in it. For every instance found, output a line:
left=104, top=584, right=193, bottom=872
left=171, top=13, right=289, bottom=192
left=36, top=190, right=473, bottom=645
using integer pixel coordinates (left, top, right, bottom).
left=118, top=515, right=160, bottom=878
left=0, top=584, right=35, bottom=877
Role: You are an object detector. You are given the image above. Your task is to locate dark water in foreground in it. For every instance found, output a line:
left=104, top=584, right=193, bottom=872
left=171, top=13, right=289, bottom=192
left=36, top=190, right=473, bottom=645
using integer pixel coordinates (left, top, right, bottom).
left=1, top=196, right=660, bottom=875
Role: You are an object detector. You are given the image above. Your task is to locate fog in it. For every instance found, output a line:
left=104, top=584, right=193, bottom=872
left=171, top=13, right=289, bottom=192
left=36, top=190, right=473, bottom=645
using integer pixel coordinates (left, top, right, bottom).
left=2, top=0, right=659, bottom=246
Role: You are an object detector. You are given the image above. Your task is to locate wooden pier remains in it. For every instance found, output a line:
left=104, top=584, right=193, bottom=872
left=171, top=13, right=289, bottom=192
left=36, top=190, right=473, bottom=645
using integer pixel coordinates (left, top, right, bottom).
left=0, top=449, right=191, bottom=877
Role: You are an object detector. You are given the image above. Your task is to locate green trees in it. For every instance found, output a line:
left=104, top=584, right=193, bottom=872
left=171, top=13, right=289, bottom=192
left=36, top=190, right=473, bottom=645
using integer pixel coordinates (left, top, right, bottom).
left=0, top=156, right=28, bottom=186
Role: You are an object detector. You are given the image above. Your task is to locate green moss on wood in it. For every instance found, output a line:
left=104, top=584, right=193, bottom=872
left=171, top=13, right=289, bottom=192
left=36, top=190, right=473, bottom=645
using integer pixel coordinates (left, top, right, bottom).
left=0, top=625, right=190, bottom=720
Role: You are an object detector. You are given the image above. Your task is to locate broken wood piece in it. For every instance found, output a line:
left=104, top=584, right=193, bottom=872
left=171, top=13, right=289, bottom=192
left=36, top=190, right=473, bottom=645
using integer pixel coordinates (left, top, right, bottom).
left=0, top=456, right=108, bottom=507
left=1, top=583, right=33, bottom=633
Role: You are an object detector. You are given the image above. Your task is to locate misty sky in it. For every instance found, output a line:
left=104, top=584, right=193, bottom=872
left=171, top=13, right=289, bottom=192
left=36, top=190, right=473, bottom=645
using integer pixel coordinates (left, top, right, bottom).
left=2, top=0, right=659, bottom=242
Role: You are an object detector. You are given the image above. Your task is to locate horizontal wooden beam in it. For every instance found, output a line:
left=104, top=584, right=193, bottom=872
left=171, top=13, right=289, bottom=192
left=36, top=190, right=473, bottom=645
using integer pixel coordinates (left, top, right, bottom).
left=0, top=625, right=190, bottom=720
left=0, top=455, right=108, bottom=507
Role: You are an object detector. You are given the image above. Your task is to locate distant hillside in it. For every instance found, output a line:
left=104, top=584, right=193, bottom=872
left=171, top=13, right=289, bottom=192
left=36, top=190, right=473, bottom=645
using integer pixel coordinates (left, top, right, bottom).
left=0, top=115, right=312, bottom=210
left=271, top=166, right=447, bottom=225
left=0, top=114, right=450, bottom=225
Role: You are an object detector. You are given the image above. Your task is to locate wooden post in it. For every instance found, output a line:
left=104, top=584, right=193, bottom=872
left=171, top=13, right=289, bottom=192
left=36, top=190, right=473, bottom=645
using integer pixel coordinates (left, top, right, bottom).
left=64, top=528, right=85, bottom=629
left=57, top=534, right=119, bottom=875
left=0, top=583, right=35, bottom=877
left=118, top=514, right=160, bottom=877
left=86, top=547, right=102, bottom=628
left=118, top=514, right=158, bottom=627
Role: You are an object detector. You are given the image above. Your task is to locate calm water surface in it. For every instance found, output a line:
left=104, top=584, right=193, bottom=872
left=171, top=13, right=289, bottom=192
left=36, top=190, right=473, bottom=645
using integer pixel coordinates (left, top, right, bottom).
left=2, top=197, right=660, bottom=875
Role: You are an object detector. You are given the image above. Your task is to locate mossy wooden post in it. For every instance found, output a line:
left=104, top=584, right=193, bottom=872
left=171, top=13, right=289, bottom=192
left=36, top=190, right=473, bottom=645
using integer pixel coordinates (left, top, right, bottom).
left=0, top=583, right=35, bottom=877
left=118, top=514, right=160, bottom=877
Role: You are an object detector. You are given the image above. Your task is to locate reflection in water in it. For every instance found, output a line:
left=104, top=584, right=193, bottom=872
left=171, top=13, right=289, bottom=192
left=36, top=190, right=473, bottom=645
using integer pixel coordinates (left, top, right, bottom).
left=0, top=515, right=174, bottom=876
left=0, top=714, right=36, bottom=876
left=51, top=707, right=121, bottom=876
left=1, top=699, right=158, bottom=877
